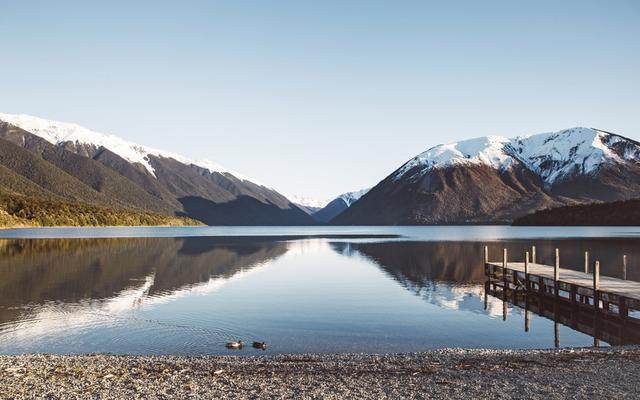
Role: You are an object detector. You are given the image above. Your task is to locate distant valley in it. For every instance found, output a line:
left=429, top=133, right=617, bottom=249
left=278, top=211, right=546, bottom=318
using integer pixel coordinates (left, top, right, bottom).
left=296, top=188, right=370, bottom=223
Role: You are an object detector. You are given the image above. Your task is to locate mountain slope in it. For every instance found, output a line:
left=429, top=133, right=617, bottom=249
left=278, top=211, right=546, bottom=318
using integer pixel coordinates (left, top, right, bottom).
left=0, top=113, right=314, bottom=226
left=0, top=163, right=63, bottom=200
left=312, top=188, right=369, bottom=223
left=90, top=147, right=183, bottom=209
left=0, top=113, right=250, bottom=179
left=0, top=136, right=119, bottom=206
left=0, top=122, right=181, bottom=213
left=333, top=127, right=640, bottom=225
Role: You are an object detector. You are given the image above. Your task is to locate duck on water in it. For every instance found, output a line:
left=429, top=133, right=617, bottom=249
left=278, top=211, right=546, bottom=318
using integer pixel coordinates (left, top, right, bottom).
left=225, top=340, right=268, bottom=350
left=252, top=342, right=267, bottom=350
left=225, top=340, right=243, bottom=349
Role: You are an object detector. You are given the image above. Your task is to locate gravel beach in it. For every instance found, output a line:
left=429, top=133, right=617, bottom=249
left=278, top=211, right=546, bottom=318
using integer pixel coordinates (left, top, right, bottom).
left=1, top=347, right=639, bottom=399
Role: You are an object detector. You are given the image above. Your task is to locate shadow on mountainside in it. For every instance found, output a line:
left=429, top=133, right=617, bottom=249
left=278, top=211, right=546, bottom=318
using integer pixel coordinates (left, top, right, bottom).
left=179, top=195, right=316, bottom=226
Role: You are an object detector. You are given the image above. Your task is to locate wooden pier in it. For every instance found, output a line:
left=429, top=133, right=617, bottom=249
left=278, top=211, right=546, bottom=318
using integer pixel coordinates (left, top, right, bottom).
left=484, top=246, right=640, bottom=321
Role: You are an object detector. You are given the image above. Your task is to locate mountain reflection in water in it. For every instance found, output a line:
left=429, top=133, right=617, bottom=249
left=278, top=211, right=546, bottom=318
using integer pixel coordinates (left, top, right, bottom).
left=0, top=237, right=288, bottom=327
left=0, top=235, right=639, bottom=354
left=336, top=239, right=640, bottom=347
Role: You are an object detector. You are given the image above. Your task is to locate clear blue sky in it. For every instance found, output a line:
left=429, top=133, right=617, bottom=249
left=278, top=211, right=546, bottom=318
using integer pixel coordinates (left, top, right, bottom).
left=1, top=1, right=639, bottom=202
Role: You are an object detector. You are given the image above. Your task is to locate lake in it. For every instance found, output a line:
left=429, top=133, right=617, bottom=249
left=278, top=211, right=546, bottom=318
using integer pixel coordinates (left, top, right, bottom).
left=1, top=226, right=639, bottom=355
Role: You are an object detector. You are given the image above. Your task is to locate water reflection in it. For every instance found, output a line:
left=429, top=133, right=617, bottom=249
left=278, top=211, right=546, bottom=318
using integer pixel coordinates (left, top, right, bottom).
left=336, top=239, right=640, bottom=347
left=0, top=237, right=287, bottom=311
left=333, top=241, right=503, bottom=316
left=483, top=282, right=640, bottom=346
left=1, top=235, right=640, bottom=354
left=0, top=237, right=288, bottom=349
left=337, top=239, right=640, bottom=284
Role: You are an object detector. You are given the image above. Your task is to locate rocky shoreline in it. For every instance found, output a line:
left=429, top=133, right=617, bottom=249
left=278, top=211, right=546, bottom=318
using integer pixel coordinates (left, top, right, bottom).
left=2, top=347, right=639, bottom=399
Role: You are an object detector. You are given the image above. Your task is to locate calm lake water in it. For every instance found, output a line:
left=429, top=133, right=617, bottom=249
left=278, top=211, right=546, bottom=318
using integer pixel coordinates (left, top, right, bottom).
left=1, top=226, right=639, bottom=355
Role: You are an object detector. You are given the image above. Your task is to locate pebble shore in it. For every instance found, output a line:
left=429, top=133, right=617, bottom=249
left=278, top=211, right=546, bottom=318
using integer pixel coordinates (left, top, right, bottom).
left=2, top=347, right=639, bottom=399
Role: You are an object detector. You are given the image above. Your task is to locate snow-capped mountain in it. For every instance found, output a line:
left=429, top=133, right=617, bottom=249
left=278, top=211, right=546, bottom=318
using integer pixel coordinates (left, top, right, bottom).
left=0, top=113, right=251, bottom=181
left=0, top=113, right=314, bottom=225
left=334, top=127, right=640, bottom=225
left=312, top=188, right=370, bottom=222
left=286, top=194, right=331, bottom=209
left=394, top=127, right=640, bottom=185
left=286, top=194, right=331, bottom=216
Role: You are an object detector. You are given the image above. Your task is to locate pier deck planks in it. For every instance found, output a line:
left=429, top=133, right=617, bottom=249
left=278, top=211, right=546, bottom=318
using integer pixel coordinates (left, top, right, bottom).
left=487, top=262, right=640, bottom=301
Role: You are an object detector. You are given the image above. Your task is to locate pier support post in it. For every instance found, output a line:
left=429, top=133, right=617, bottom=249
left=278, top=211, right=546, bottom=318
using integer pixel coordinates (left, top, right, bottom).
left=584, top=251, right=589, bottom=274
left=531, top=246, right=536, bottom=264
left=553, top=300, right=560, bottom=348
left=524, top=293, right=530, bottom=333
left=484, top=281, right=488, bottom=311
left=593, top=261, right=600, bottom=310
left=512, top=269, right=518, bottom=302
left=484, top=245, right=491, bottom=276
left=593, top=312, right=601, bottom=347
left=524, top=251, right=530, bottom=290
left=503, top=299, right=507, bottom=321
left=502, top=248, right=508, bottom=293
left=620, top=297, right=628, bottom=318
left=554, top=248, right=560, bottom=297
left=581, top=250, right=588, bottom=303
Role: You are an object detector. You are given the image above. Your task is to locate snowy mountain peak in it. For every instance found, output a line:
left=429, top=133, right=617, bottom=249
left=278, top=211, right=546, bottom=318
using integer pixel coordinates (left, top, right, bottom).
left=338, top=188, right=370, bottom=206
left=511, top=127, right=637, bottom=183
left=288, top=188, right=370, bottom=209
left=394, top=127, right=639, bottom=185
left=396, top=135, right=513, bottom=178
left=286, top=194, right=331, bottom=208
left=0, top=113, right=254, bottom=183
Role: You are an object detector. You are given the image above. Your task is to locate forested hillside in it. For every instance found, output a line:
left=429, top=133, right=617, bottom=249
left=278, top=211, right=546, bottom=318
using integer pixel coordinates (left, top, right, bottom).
left=513, top=199, right=640, bottom=226
left=0, top=191, right=200, bottom=228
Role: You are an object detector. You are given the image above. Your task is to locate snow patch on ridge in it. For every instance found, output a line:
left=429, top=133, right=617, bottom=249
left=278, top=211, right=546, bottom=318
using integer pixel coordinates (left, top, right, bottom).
left=395, top=136, right=514, bottom=180
left=0, top=113, right=257, bottom=184
left=338, top=188, right=370, bottom=206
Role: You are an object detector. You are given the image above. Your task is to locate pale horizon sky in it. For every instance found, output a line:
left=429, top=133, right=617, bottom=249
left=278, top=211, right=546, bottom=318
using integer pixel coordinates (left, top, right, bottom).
left=1, top=1, right=639, bottom=203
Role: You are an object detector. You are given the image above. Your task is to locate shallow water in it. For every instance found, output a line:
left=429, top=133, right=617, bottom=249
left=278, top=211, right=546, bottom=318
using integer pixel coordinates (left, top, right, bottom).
left=0, top=227, right=639, bottom=355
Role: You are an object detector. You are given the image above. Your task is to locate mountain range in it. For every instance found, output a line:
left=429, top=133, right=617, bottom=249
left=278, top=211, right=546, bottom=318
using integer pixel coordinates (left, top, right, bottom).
left=0, top=113, right=314, bottom=226
left=333, top=127, right=640, bottom=225
left=1, top=114, right=638, bottom=227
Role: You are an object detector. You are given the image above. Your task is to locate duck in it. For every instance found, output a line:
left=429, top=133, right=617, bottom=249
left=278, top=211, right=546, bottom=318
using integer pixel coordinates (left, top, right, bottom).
left=252, top=341, right=267, bottom=350
left=225, top=340, right=243, bottom=349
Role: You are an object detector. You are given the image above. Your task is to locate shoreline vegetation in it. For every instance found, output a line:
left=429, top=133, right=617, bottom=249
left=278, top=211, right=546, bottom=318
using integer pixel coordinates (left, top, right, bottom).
left=513, top=198, right=640, bottom=226
left=0, top=191, right=201, bottom=229
left=3, top=186, right=640, bottom=229
left=1, top=347, right=638, bottom=399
